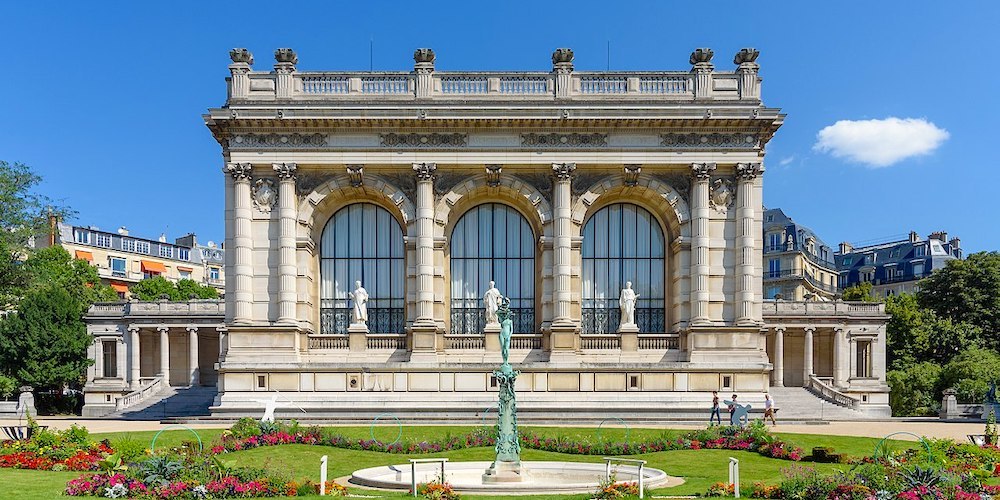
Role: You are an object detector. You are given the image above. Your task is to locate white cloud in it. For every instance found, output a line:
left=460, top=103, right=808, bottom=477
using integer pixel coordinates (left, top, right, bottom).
left=813, top=117, right=949, bottom=167
left=778, top=156, right=795, bottom=166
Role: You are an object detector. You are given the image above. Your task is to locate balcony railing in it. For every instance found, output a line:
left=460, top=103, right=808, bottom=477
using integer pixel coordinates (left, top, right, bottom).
left=86, top=300, right=224, bottom=318
left=762, top=300, right=886, bottom=317
left=320, top=307, right=404, bottom=335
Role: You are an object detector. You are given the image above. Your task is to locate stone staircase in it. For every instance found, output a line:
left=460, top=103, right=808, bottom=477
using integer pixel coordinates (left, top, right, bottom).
left=108, top=385, right=217, bottom=421
left=765, top=387, right=869, bottom=421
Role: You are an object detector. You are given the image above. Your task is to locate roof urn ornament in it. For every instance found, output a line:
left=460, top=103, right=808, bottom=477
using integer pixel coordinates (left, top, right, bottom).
left=689, top=48, right=714, bottom=66
left=274, top=48, right=298, bottom=65
left=734, top=48, right=760, bottom=66
left=551, top=48, right=574, bottom=65
left=229, top=48, right=254, bottom=65
left=413, top=48, right=436, bottom=64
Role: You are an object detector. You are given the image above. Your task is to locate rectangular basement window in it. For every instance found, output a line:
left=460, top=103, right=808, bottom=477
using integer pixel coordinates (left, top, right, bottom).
left=722, top=375, right=733, bottom=390
left=257, top=375, right=266, bottom=389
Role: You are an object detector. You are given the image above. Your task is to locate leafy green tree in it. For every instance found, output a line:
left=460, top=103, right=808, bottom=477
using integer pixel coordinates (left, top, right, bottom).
left=130, top=275, right=179, bottom=301
left=22, top=245, right=116, bottom=305
left=918, top=252, right=1000, bottom=351
left=0, top=286, right=92, bottom=391
left=841, top=282, right=878, bottom=302
left=0, top=241, right=30, bottom=309
left=175, top=279, right=219, bottom=300
left=0, top=161, right=73, bottom=251
left=887, top=361, right=942, bottom=416
left=939, top=347, right=1000, bottom=403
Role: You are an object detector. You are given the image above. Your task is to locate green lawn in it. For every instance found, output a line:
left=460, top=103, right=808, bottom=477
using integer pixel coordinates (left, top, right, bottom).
left=6, top=425, right=912, bottom=499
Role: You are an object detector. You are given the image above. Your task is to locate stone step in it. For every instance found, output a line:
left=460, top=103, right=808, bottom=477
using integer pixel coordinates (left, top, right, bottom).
left=108, top=386, right=217, bottom=420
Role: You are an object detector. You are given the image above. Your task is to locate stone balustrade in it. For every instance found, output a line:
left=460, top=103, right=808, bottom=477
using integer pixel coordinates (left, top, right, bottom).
left=87, top=300, right=225, bottom=318
left=761, top=300, right=887, bottom=318
left=227, top=47, right=762, bottom=104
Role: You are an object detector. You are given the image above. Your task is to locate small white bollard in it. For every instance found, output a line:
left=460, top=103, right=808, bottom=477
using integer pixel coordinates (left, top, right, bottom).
left=728, top=457, right=740, bottom=498
left=320, top=455, right=328, bottom=495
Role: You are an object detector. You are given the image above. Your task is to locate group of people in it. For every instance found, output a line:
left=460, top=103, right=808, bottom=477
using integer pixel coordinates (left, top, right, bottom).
left=710, top=391, right=777, bottom=426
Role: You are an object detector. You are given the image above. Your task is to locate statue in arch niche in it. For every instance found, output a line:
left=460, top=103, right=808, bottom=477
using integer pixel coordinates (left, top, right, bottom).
left=484, top=280, right=503, bottom=326
left=349, top=280, right=368, bottom=325
left=618, top=281, right=640, bottom=333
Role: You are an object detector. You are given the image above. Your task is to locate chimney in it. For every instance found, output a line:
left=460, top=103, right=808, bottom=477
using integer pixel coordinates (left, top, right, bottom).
left=47, top=211, right=59, bottom=246
left=929, top=231, right=947, bottom=242
left=174, top=233, right=197, bottom=247
left=839, top=241, right=853, bottom=254
left=949, top=237, right=960, bottom=249
left=908, top=231, right=919, bottom=243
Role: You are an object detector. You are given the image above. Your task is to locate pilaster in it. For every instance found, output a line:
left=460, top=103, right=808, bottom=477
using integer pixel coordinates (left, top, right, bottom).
left=414, top=49, right=435, bottom=99
left=689, top=48, right=714, bottom=100
left=274, top=49, right=297, bottom=99
left=735, top=163, right=764, bottom=325
left=803, top=326, right=815, bottom=384
left=228, top=49, right=253, bottom=100
left=273, top=162, right=298, bottom=325
left=734, top=48, right=761, bottom=101
left=226, top=163, right=253, bottom=324
left=158, top=326, right=170, bottom=380
left=833, top=326, right=846, bottom=388
left=690, top=162, right=715, bottom=325
left=552, top=49, right=574, bottom=99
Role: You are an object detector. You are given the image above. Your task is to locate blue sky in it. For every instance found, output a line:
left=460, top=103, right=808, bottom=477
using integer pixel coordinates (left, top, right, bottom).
left=1, top=1, right=997, bottom=251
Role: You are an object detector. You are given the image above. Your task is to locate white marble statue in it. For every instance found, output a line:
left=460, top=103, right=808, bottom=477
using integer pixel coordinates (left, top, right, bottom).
left=619, top=281, right=639, bottom=329
left=484, top=280, right=503, bottom=325
left=348, top=280, right=369, bottom=324
left=251, top=392, right=306, bottom=423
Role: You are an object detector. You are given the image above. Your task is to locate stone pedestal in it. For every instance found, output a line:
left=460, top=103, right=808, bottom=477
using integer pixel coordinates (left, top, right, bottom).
left=483, top=460, right=525, bottom=483
left=485, top=323, right=501, bottom=352
left=483, top=366, right=523, bottom=483
left=348, top=323, right=368, bottom=352
left=619, top=325, right=639, bottom=352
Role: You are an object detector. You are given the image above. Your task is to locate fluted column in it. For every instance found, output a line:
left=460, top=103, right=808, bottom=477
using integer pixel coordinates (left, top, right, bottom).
left=413, top=49, right=435, bottom=98
left=551, top=163, right=576, bottom=328
left=735, top=163, right=764, bottom=325
left=690, top=163, right=716, bottom=325
left=689, top=48, right=714, bottom=100
left=158, top=326, right=170, bottom=382
left=773, top=327, right=785, bottom=387
left=833, top=326, right=847, bottom=387
left=273, top=163, right=298, bottom=324
left=227, top=48, right=253, bottom=100
left=552, top=49, right=574, bottom=99
left=803, top=326, right=815, bottom=385
left=187, top=327, right=200, bottom=386
left=226, top=163, right=253, bottom=324
left=128, top=326, right=140, bottom=390
left=273, top=49, right=297, bottom=99
left=413, top=163, right=436, bottom=327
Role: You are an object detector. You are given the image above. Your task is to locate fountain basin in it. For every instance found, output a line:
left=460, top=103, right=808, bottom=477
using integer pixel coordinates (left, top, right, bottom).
left=350, top=460, right=677, bottom=494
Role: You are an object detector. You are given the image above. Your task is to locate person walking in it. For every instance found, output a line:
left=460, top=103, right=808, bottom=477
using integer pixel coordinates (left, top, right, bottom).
left=709, top=391, right=722, bottom=425
left=728, top=394, right=738, bottom=425
left=763, top=393, right=777, bottom=426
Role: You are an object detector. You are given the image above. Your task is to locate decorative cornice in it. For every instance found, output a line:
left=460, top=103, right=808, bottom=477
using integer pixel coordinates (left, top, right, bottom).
left=381, top=133, right=467, bottom=147
left=346, top=165, right=364, bottom=187
left=690, top=162, right=717, bottom=180
left=229, top=133, right=327, bottom=148
left=623, top=165, right=642, bottom=187
left=551, top=162, right=576, bottom=181
left=661, top=132, right=759, bottom=149
left=225, top=162, right=252, bottom=181
left=522, top=133, right=607, bottom=147
left=272, top=162, right=297, bottom=180
left=736, top=162, right=765, bottom=180
left=485, top=164, right=502, bottom=188
left=412, top=162, right=437, bottom=181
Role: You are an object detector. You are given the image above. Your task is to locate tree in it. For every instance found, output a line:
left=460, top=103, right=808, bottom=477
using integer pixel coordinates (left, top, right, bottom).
left=0, top=161, right=72, bottom=251
left=0, top=286, right=92, bottom=391
left=131, top=276, right=218, bottom=301
left=887, top=361, right=942, bottom=416
left=939, top=347, right=1000, bottom=403
left=22, top=245, right=117, bottom=305
left=918, top=252, right=1000, bottom=351
left=841, top=282, right=878, bottom=302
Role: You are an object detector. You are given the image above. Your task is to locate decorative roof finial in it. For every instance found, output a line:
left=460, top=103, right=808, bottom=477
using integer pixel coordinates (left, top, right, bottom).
left=551, top=48, right=574, bottom=65
left=413, top=48, right=436, bottom=64
left=689, top=48, right=714, bottom=65
left=274, top=48, right=298, bottom=65
left=229, top=48, right=254, bottom=65
left=734, top=48, right=760, bottom=65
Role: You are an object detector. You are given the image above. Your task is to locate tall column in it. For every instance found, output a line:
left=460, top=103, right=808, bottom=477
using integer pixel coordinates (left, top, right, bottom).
left=158, top=326, right=170, bottom=382
left=128, top=326, right=140, bottom=390
left=551, top=163, right=576, bottom=330
left=411, top=163, right=438, bottom=356
left=690, top=163, right=716, bottom=325
left=226, top=163, right=253, bottom=324
left=833, top=327, right=846, bottom=387
left=773, top=327, right=785, bottom=387
left=735, top=163, right=764, bottom=325
left=187, top=327, right=200, bottom=386
left=274, top=163, right=298, bottom=324
left=803, top=326, right=815, bottom=385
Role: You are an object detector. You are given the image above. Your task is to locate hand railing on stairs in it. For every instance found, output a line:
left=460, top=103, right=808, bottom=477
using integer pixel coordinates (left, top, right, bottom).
left=115, top=376, right=164, bottom=412
left=806, top=375, right=861, bottom=410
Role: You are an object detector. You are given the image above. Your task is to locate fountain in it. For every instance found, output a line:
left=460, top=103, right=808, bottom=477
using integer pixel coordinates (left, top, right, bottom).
left=350, top=300, right=678, bottom=494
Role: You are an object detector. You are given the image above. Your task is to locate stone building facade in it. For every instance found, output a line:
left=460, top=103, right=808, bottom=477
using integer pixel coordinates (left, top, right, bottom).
left=837, top=231, right=962, bottom=298
left=762, top=208, right=839, bottom=301
left=79, top=46, right=891, bottom=419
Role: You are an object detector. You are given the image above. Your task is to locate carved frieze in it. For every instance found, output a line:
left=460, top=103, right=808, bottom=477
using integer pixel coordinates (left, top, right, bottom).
left=522, top=133, right=607, bottom=147
left=661, top=133, right=759, bottom=149
left=229, top=133, right=327, bottom=148
left=381, top=133, right=467, bottom=147
left=709, top=178, right=733, bottom=214
left=252, top=178, right=277, bottom=213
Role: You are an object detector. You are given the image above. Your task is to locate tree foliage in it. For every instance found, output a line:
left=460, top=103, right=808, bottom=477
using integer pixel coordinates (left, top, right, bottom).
left=0, top=286, right=92, bottom=391
left=938, top=348, right=1000, bottom=403
left=131, top=276, right=218, bottom=301
left=23, top=246, right=117, bottom=305
left=841, top=282, right=878, bottom=302
left=887, top=361, right=942, bottom=417
left=918, top=252, right=1000, bottom=352
left=0, top=160, right=73, bottom=251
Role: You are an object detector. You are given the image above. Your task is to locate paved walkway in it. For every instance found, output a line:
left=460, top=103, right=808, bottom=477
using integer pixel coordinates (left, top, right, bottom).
left=1, top=416, right=987, bottom=442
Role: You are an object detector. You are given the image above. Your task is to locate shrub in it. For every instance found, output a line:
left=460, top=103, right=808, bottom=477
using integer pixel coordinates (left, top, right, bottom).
left=888, top=362, right=942, bottom=416
left=939, top=348, right=1000, bottom=403
left=0, top=375, right=16, bottom=400
left=230, top=417, right=262, bottom=439
left=111, top=434, right=147, bottom=463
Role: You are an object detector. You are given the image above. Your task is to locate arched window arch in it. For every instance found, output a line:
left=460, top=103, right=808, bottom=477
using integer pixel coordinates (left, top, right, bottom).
left=450, top=203, right=535, bottom=334
left=320, top=203, right=404, bottom=334
left=582, top=203, right=666, bottom=333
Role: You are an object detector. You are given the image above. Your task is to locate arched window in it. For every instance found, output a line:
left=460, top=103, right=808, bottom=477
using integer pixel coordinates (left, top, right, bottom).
left=582, top=203, right=666, bottom=333
left=320, top=203, right=404, bottom=334
left=450, top=203, right=535, bottom=334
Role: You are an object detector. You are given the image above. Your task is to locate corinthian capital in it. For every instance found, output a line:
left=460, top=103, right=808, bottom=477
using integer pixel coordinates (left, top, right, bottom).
left=225, top=162, right=252, bottom=181
left=272, top=162, right=297, bottom=179
left=412, top=162, right=437, bottom=181
left=736, top=162, right=765, bottom=180
left=690, top=162, right=717, bottom=180
left=551, top=162, right=576, bottom=180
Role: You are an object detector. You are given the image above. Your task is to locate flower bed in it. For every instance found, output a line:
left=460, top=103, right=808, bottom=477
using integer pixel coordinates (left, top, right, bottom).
left=0, top=421, right=112, bottom=471
left=211, top=418, right=804, bottom=462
